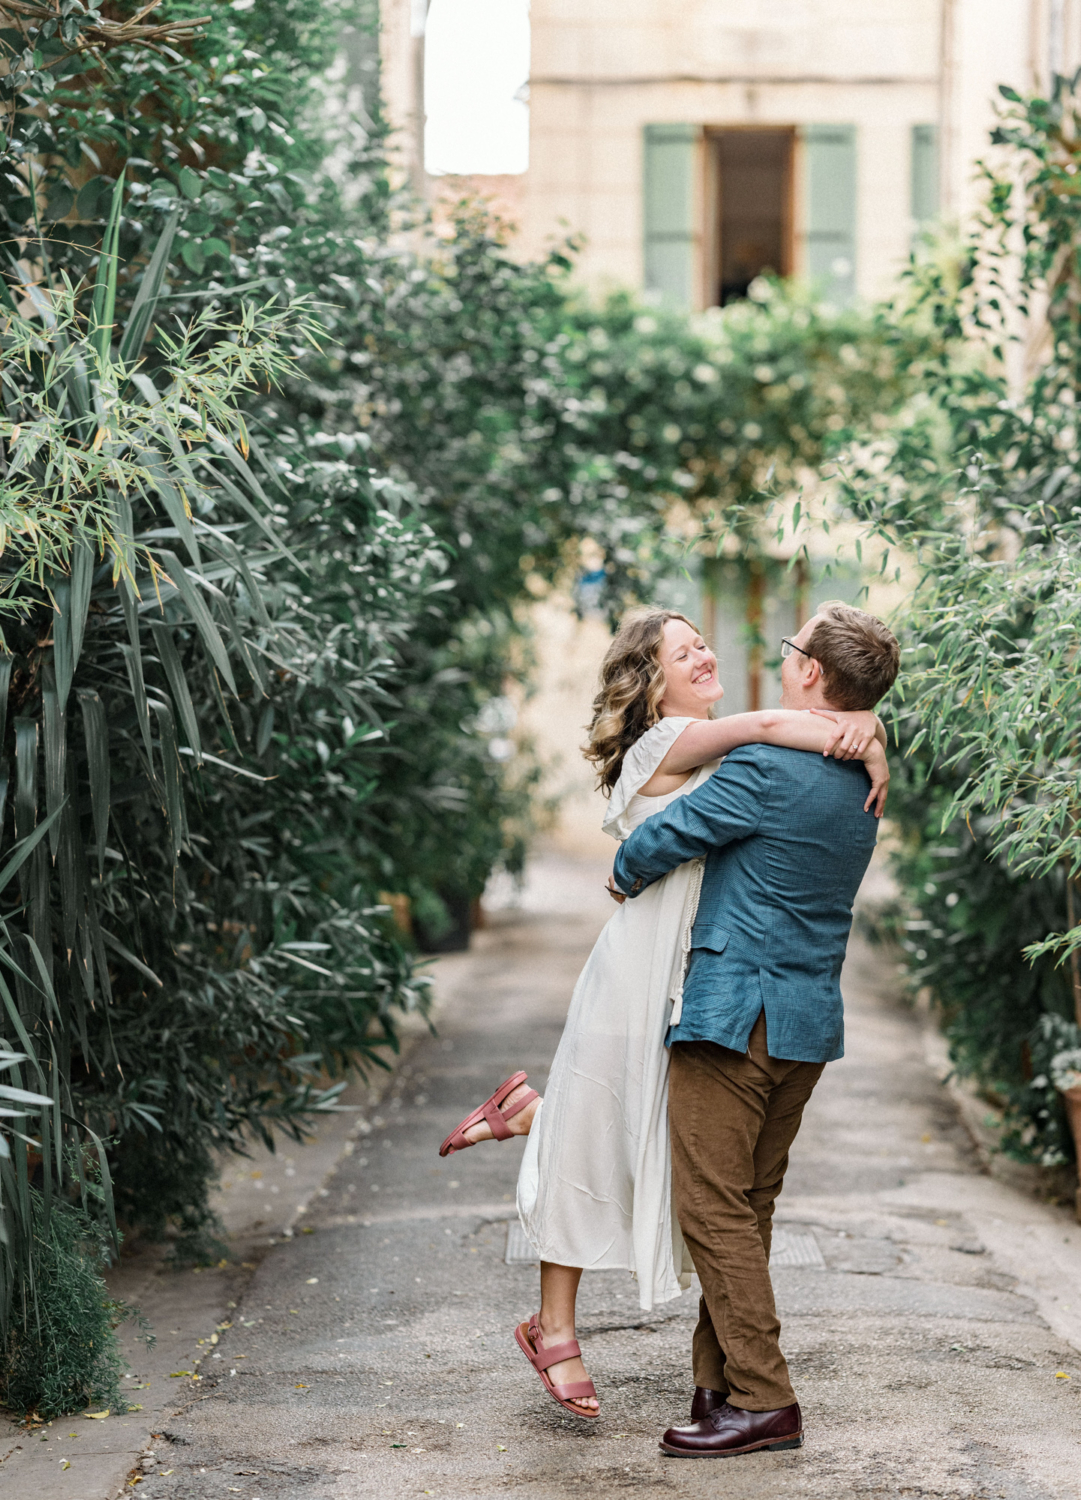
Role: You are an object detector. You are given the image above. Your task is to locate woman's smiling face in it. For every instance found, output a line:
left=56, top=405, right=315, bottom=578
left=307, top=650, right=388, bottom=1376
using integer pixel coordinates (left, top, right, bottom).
left=657, top=618, right=724, bottom=719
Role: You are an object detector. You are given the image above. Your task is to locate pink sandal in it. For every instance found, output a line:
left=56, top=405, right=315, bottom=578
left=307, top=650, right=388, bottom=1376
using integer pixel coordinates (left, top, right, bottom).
left=438, top=1071, right=539, bottom=1157
left=514, top=1314, right=599, bottom=1418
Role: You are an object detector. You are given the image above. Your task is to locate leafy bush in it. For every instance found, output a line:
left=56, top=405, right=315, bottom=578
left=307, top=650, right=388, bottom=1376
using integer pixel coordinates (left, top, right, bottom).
left=869, top=726, right=1076, bottom=1165
left=832, top=77, right=1081, bottom=1167
left=0, top=1193, right=145, bottom=1420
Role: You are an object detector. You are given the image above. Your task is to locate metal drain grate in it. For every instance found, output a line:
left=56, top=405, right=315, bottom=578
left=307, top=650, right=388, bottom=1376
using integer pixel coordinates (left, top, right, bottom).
left=505, top=1221, right=541, bottom=1265
left=770, top=1228, right=826, bottom=1270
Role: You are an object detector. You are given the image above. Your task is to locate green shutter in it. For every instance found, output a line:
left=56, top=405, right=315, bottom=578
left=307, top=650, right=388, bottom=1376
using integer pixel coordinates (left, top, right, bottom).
left=910, top=124, right=939, bottom=224
left=802, top=124, right=857, bottom=306
left=643, top=123, right=700, bottom=307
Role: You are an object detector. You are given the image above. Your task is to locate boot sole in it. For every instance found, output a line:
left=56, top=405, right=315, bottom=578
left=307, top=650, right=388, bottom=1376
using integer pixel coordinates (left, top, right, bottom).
left=659, top=1433, right=803, bottom=1457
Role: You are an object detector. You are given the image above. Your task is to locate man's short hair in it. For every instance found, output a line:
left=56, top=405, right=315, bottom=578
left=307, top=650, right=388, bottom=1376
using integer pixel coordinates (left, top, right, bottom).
left=806, top=601, right=900, bottom=710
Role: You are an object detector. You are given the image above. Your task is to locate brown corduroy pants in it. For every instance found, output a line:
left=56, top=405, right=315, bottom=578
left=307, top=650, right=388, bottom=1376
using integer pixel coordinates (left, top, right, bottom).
left=668, top=1011, right=825, bottom=1412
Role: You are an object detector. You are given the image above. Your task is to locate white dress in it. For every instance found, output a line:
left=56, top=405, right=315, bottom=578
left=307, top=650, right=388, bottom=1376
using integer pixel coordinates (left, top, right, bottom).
left=517, top=717, right=720, bottom=1310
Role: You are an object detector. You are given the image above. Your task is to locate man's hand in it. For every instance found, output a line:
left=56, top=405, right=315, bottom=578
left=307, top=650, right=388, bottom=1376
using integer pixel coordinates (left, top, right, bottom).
left=810, top=706, right=879, bottom=759
left=862, top=741, right=890, bottom=818
left=606, top=875, right=627, bottom=904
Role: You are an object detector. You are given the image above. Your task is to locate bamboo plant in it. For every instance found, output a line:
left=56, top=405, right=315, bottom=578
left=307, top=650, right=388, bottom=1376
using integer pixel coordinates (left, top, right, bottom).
left=0, top=173, right=314, bottom=1393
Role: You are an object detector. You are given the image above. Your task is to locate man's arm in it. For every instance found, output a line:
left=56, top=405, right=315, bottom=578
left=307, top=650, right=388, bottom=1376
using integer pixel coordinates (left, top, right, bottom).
left=612, top=746, right=771, bottom=897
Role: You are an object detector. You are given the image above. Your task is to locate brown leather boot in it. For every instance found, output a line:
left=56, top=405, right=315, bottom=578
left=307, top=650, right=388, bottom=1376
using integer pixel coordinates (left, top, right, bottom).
left=690, top=1387, right=728, bottom=1420
left=660, top=1400, right=803, bottom=1457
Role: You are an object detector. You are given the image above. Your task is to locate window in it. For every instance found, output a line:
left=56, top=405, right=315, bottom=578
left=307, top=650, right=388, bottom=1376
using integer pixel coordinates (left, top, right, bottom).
left=711, top=130, right=794, bottom=305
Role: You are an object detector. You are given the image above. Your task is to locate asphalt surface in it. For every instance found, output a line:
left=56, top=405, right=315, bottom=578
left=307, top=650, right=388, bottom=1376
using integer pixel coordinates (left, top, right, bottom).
left=117, top=855, right=1081, bottom=1500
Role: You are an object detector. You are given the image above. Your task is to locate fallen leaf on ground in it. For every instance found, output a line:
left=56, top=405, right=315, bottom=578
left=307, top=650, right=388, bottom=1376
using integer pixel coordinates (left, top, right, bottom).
left=169, top=1371, right=193, bottom=1378
left=60, top=1459, right=70, bottom=1470
left=497, top=1444, right=507, bottom=1452
left=306, top=1277, right=318, bottom=1284
left=1055, top=1371, right=1070, bottom=1379
left=126, top=1404, right=144, bottom=1412
left=84, top=1410, right=110, bottom=1420
left=295, top=1383, right=309, bottom=1389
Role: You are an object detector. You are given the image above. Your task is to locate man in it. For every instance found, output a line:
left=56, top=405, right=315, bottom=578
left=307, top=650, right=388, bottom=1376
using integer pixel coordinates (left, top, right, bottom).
left=612, top=600, right=900, bottom=1458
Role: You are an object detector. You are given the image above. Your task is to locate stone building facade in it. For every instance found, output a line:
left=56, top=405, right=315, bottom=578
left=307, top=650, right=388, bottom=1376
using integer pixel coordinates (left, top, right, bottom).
left=376, top=1, right=1081, bottom=852
left=382, top=1, right=1081, bottom=307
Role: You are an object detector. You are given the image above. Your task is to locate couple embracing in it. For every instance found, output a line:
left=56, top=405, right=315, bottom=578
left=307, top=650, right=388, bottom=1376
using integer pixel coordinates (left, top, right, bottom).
left=439, top=599, right=899, bottom=1458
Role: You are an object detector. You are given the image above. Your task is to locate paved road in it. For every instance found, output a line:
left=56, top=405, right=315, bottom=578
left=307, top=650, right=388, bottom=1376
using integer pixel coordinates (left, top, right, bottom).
left=132, top=854, right=1080, bottom=1500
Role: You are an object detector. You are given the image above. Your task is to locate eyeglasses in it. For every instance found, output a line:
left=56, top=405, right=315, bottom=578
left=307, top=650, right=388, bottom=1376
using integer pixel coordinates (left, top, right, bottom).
left=780, top=638, right=813, bottom=660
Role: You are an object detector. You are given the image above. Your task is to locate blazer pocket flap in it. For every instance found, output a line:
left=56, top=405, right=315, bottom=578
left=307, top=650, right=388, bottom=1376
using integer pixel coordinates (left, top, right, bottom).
left=691, top=922, right=730, bottom=954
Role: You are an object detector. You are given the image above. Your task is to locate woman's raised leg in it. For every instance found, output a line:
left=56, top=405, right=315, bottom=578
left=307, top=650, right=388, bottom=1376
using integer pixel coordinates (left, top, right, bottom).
left=457, top=1081, right=539, bottom=1145
left=439, top=1074, right=541, bottom=1156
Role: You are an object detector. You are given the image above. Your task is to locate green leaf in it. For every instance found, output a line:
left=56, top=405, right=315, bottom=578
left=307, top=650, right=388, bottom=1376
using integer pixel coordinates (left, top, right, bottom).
left=117, top=579, right=154, bottom=768
left=51, top=538, right=92, bottom=712
left=13, top=718, right=37, bottom=845
left=136, top=449, right=201, bottom=568
left=255, top=702, right=274, bottom=756
left=45, top=183, right=74, bottom=222
left=118, top=207, right=182, bottom=365
left=77, top=690, right=111, bottom=876
left=178, top=167, right=203, bottom=201
left=181, top=240, right=206, bottom=275
left=99, top=930, right=163, bottom=989
left=203, top=238, right=231, bottom=261
left=149, top=624, right=202, bottom=764
left=75, top=175, right=108, bottom=218
left=0, top=804, right=64, bottom=898
left=0, top=1083, right=52, bottom=1108
left=0, top=654, right=14, bottom=753
left=41, top=672, right=65, bottom=860
left=90, top=170, right=126, bottom=367
left=158, top=553, right=238, bottom=695
left=152, top=699, right=184, bottom=863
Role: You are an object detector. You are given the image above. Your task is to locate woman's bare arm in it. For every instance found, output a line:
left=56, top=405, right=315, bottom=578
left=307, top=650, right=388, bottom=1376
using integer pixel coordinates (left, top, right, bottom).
left=810, top=706, right=886, bottom=756
left=659, top=709, right=880, bottom=776
left=655, top=708, right=890, bottom=817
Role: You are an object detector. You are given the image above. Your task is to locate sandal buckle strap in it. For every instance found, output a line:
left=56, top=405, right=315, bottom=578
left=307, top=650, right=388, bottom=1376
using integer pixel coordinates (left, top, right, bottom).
left=527, top=1315, right=582, bottom=1371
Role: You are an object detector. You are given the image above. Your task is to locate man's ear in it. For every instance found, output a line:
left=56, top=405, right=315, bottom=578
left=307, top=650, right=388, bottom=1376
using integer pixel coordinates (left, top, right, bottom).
left=803, top=657, right=824, bottom=689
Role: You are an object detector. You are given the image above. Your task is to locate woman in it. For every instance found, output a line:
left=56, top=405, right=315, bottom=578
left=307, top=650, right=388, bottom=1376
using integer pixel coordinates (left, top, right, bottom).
left=437, top=608, right=888, bottom=1418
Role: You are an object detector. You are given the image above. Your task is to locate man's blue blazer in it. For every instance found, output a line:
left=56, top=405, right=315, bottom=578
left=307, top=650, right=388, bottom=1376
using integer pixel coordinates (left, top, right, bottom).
left=611, top=743, right=878, bottom=1063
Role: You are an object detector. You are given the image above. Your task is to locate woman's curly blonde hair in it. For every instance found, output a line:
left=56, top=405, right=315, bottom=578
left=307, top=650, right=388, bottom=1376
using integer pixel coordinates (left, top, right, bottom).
left=583, top=608, right=700, bottom=794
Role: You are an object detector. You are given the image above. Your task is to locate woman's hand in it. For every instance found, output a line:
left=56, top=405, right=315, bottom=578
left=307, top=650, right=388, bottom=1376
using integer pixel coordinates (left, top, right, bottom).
left=862, top=741, right=890, bottom=818
left=810, top=706, right=879, bottom=760
left=606, top=875, right=627, bottom=904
